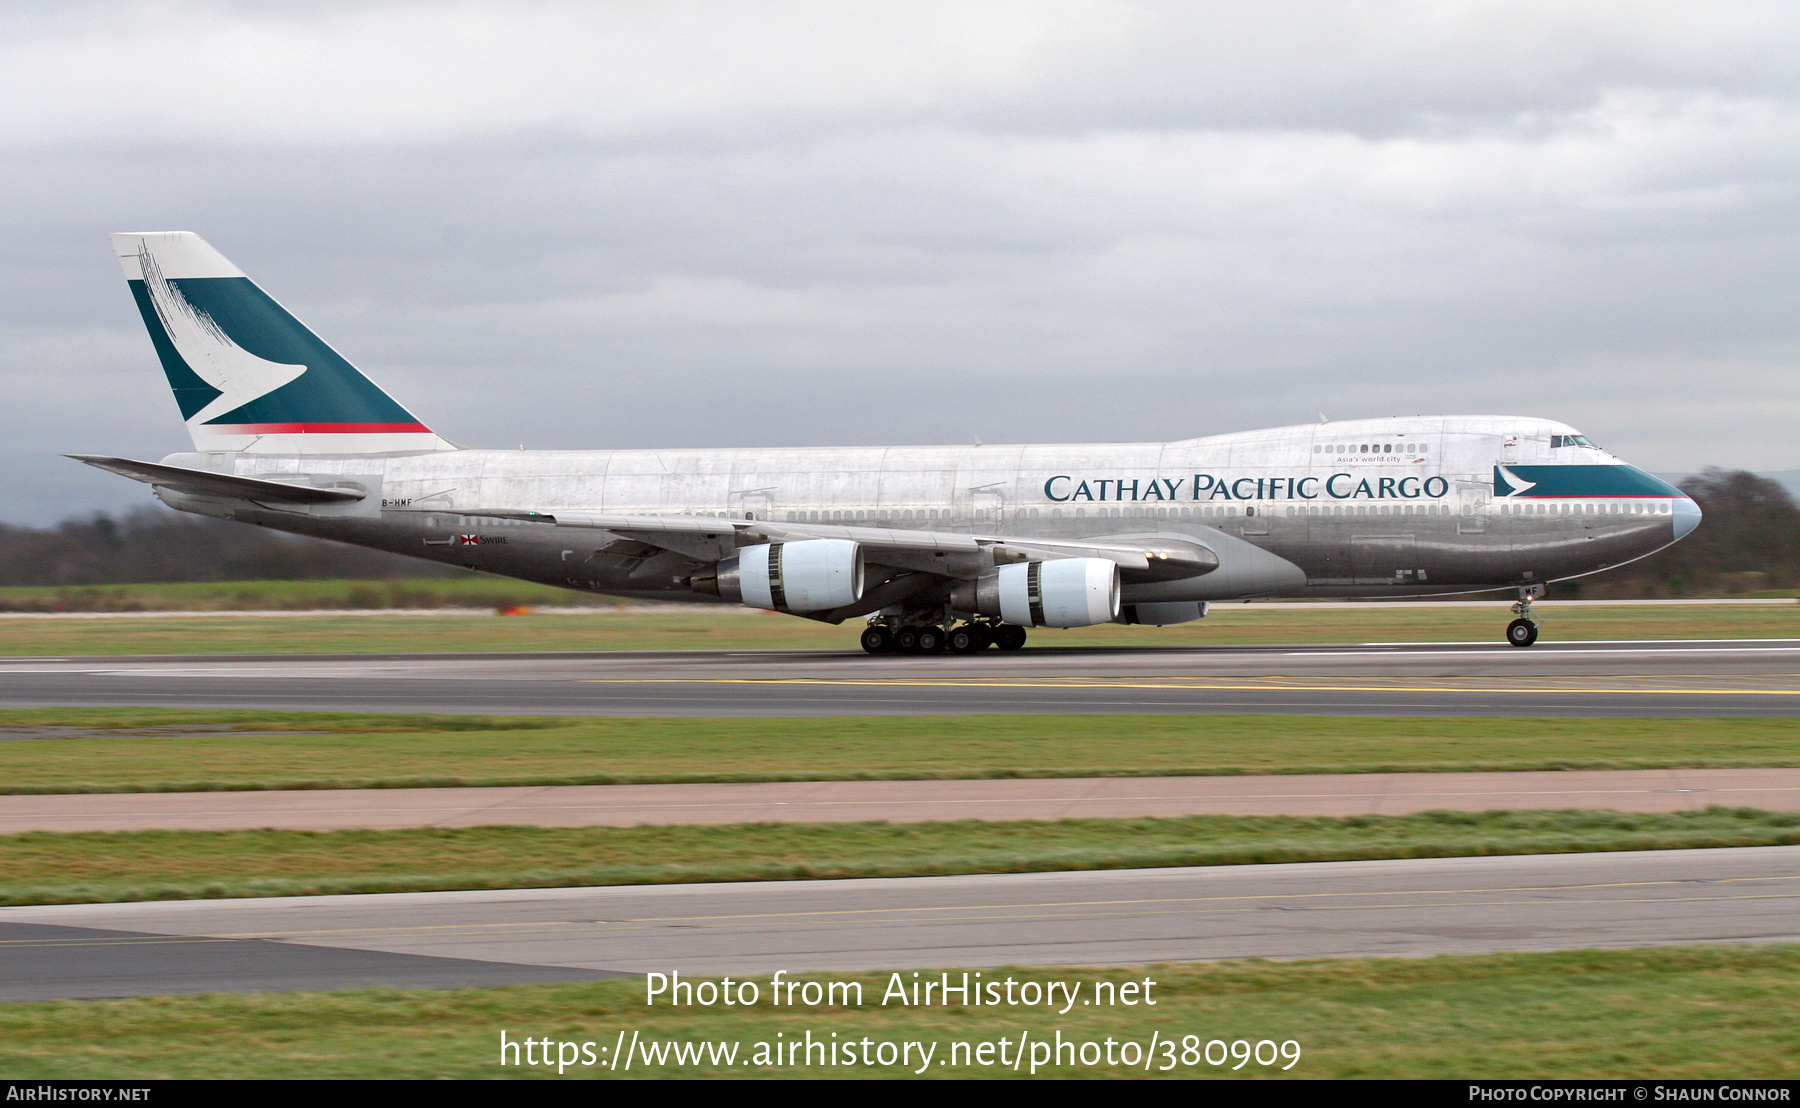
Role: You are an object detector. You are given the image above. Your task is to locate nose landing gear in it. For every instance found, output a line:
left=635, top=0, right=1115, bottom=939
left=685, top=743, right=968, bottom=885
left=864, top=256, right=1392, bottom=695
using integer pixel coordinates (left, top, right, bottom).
left=1506, top=584, right=1545, bottom=647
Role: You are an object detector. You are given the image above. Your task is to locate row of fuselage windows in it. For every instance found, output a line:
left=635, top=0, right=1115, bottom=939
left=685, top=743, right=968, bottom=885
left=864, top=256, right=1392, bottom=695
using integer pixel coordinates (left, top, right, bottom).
left=1315, top=442, right=1427, bottom=454
left=784, top=501, right=1671, bottom=524
left=788, top=506, right=1303, bottom=523
left=788, top=508, right=1010, bottom=523
left=1283, top=502, right=1668, bottom=519
left=1493, top=500, right=1670, bottom=517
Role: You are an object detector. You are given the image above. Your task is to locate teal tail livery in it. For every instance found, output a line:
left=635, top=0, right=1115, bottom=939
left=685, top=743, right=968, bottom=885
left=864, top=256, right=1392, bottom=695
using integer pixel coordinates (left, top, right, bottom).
left=82, top=232, right=1704, bottom=651
left=110, top=233, right=457, bottom=455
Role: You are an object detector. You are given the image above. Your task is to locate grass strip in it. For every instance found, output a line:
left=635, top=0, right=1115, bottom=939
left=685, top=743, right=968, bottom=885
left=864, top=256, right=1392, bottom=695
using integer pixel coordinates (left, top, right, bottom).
left=0, top=577, right=626, bottom=613
left=5, top=807, right=1799, bottom=906
left=22, top=577, right=1798, bottom=613
left=0, top=601, right=1793, bottom=655
left=0, top=709, right=1794, bottom=794
left=2, top=946, right=1796, bottom=1078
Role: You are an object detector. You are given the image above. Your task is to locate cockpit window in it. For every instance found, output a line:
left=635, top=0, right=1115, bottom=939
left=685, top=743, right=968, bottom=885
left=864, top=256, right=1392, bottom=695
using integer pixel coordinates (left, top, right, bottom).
left=1552, top=434, right=1599, bottom=449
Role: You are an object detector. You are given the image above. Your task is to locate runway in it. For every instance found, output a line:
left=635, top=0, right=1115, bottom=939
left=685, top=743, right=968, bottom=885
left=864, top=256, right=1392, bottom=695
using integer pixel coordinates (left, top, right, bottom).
left=4, top=847, right=1795, bottom=999
left=4, top=767, right=1797, bottom=833
left=4, top=638, right=1799, bottom=716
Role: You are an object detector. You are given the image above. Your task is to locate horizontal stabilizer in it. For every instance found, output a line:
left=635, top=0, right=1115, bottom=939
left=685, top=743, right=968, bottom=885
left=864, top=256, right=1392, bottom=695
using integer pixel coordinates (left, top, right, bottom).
left=68, top=455, right=366, bottom=504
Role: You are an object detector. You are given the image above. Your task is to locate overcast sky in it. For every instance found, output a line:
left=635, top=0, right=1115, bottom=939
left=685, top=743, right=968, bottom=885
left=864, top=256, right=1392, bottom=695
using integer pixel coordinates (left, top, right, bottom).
left=4, top=1, right=1798, bottom=524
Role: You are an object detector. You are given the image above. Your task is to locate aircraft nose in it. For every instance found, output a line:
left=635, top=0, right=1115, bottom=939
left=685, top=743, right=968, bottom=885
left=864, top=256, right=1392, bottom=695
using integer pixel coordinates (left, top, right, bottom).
left=1671, top=496, right=1702, bottom=540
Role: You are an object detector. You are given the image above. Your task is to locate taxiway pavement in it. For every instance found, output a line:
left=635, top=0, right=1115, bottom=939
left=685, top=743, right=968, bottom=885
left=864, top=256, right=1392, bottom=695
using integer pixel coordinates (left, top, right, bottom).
left=3, top=639, right=1799, bottom=716
left=4, top=847, right=1795, bottom=999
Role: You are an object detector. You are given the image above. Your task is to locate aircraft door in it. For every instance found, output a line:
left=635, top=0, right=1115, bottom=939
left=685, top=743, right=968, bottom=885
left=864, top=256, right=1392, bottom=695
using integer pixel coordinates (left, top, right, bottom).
left=730, top=488, right=776, bottom=522
left=1456, top=478, right=1490, bottom=534
left=970, top=486, right=1005, bottom=530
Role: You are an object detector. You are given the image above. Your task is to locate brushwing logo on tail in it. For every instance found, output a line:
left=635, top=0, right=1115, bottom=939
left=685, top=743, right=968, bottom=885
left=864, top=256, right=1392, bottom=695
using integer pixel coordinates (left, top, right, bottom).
left=114, top=230, right=455, bottom=453
left=136, top=243, right=308, bottom=426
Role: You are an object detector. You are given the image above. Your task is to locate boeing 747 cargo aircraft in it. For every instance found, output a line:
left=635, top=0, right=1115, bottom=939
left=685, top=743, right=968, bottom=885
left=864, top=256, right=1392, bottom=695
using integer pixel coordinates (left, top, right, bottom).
left=76, top=232, right=1701, bottom=653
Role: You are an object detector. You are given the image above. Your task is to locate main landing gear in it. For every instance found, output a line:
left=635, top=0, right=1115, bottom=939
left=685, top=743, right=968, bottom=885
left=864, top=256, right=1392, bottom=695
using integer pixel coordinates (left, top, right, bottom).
left=1505, top=584, right=1546, bottom=648
left=861, top=620, right=1026, bottom=655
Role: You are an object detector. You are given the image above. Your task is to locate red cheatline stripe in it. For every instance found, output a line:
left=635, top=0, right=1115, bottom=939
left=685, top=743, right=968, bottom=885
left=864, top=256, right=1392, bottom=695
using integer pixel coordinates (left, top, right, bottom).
left=201, top=423, right=434, bottom=434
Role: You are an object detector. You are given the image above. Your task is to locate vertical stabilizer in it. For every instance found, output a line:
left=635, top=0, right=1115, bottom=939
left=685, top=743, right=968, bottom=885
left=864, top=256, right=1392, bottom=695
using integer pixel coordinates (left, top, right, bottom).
left=111, top=232, right=456, bottom=455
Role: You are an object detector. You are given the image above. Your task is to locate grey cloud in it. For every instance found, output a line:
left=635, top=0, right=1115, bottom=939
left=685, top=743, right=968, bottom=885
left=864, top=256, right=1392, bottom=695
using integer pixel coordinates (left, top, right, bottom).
left=0, top=1, right=1797, bottom=525
left=4, top=2, right=1799, bottom=147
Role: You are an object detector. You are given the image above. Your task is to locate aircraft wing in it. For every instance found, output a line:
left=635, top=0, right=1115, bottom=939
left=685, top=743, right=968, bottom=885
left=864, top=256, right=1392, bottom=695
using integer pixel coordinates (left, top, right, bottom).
left=420, top=508, right=1218, bottom=582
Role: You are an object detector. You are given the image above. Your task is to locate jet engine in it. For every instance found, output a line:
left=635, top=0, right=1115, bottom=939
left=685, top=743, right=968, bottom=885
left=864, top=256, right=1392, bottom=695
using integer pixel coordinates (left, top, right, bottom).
left=952, top=558, right=1121, bottom=627
left=700, top=539, right=864, bottom=613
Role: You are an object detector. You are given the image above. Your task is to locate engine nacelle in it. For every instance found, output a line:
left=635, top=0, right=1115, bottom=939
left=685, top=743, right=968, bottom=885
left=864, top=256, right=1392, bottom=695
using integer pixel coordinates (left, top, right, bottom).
left=712, top=539, right=864, bottom=613
left=954, top=558, right=1120, bottom=627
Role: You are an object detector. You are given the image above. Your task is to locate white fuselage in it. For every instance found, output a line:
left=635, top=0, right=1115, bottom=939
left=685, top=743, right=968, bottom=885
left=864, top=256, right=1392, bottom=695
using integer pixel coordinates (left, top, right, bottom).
left=158, top=414, right=1696, bottom=606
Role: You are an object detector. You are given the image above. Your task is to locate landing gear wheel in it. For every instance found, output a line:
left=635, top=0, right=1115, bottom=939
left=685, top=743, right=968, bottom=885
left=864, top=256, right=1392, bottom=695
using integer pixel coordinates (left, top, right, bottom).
left=914, top=626, right=947, bottom=654
left=1507, top=586, right=1545, bottom=649
left=992, top=625, right=1028, bottom=651
left=894, top=626, right=921, bottom=653
left=947, top=625, right=989, bottom=654
left=860, top=627, right=893, bottom=655
left=1506, top=618, right=1539, bottom=648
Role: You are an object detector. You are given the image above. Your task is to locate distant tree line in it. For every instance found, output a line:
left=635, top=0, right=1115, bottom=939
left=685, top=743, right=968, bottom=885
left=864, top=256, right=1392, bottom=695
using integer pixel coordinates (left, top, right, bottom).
left=0, top=507, right=456, bottom=586
left=1559, top=469, right=1800, bottom=598
left=0, top=469, right=1793, bottom=596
